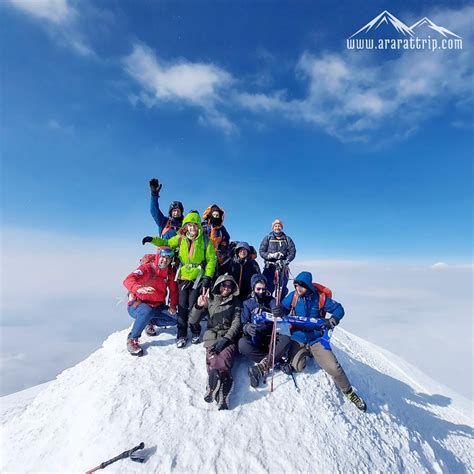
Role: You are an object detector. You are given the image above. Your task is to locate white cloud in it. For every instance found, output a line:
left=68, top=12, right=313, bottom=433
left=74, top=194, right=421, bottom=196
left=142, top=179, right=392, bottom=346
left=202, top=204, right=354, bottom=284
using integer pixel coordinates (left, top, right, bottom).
left=235, top=6, right=473, bottom=143
left=7, top=0, right=72, bottom=24
left=6, top=0, right=94, bottom=57
left=123, top=43, right=235, bottom=132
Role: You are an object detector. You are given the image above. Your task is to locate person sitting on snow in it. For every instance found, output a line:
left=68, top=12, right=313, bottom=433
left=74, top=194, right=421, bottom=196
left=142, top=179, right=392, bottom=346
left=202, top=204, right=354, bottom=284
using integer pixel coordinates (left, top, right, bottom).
left=123, top=246, right=178, bottom=356
left=149, top=178, right=184, bottom=239
left=259, top=219, right=296, bottom=299
left=189, top=274, right=242, bottom=411
left=274, top=271, right=367, bottom=412
left=238, top=274, right=292, bottom=387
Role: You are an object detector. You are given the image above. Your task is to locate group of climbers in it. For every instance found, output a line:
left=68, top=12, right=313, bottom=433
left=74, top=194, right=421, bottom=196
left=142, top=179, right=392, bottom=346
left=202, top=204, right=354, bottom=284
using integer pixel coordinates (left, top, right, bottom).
left=121, top=178, right=367, bottom=412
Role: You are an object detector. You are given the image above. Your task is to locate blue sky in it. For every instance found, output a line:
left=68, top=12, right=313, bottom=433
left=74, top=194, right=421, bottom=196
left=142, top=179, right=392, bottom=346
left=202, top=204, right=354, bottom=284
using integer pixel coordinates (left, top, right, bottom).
left=1, top=0, right=472, bottom=261
left=0, top=1, right=472, bottom=397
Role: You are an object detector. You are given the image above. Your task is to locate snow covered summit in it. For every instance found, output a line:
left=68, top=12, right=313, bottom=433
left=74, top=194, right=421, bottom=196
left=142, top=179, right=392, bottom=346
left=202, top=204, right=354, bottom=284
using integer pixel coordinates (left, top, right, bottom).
left=1, top=328, right=473, bottom=473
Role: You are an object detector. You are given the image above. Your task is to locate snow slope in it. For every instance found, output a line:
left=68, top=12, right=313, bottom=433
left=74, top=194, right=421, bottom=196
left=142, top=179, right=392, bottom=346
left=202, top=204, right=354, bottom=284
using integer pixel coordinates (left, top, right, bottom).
left=1, top=328, right=473, bottom=473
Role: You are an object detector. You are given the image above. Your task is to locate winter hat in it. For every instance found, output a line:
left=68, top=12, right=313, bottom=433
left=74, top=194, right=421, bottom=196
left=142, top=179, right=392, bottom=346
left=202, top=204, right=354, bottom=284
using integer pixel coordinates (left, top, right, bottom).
left=251, top=273, right=268, bottom=289
left=293, top=271, right=314, bottom=292
left=272, top=219, right=284, bottom=230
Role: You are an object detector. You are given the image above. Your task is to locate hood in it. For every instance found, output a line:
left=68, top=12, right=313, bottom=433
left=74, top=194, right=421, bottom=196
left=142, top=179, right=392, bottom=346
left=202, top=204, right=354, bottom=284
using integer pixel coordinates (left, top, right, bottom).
left=234, top=241, right=251, bottom=256
left=250, top=273, right=267, bottom=289
left=293, top=271, right=314, bottom=293
left=182, top=211, right=202, bottom=227
left=211, top=273, right=240, bottom=297
left=203, top=204, right=225, bottom=223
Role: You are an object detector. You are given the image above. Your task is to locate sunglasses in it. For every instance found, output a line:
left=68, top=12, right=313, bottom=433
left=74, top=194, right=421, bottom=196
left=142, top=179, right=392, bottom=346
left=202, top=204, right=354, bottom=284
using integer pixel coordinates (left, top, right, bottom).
left=220, top=281, right=234, bottom=289
left=254, top=287, right=266, bottom=292
left=159, top=249, right=174, bottom=257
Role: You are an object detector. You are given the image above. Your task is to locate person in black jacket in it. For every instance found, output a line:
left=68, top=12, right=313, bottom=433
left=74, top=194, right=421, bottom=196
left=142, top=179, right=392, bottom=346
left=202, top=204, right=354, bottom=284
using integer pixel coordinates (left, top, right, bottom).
left=223, top=241, right=260, bottom=302
left=238, top=274, right=292, bottom=387
left=259, top=219, right=296, bottom=299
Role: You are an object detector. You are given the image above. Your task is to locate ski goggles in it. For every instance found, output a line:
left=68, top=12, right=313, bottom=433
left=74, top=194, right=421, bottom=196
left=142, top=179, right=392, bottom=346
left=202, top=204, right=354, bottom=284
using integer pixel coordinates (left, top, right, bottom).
left=158, top=248, right=174, bottom=257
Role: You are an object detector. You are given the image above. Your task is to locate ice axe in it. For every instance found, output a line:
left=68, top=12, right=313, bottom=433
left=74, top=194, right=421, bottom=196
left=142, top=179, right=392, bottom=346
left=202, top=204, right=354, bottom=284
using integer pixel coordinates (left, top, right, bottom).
left=85, top=442, right=145, bottom=473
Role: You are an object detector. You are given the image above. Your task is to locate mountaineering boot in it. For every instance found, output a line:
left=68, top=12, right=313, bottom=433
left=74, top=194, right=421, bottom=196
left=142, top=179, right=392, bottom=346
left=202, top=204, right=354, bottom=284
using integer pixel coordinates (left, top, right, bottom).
left=344, top=387, right=367, bottom=412
left=127, top=338, right=143, bottom=356
left=191, top=332, right=201, bottom=344
left=248, top=358, right=269, bottom=388
left=145, top=324, right=157, bottom=337
left=204, top=369, right=221, bottom=403
left=215, top=374, right=234, bottom=410
left=176, top=337, right=188, bottom=349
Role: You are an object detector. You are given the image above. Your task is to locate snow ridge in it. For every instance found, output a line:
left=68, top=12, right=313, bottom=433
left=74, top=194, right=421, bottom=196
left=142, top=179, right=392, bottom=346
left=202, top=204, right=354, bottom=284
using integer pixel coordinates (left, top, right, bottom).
left=1, top=328, right=473, bottom=473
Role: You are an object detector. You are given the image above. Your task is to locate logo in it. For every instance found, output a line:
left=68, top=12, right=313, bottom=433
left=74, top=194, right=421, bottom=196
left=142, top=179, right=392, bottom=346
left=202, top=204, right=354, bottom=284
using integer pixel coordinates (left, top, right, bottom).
left=347, top=11, right=463, bottom=51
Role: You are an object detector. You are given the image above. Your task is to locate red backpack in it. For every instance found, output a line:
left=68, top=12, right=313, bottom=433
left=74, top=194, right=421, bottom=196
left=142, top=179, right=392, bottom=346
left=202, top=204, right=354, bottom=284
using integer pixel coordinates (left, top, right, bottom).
left=290, top=283, right=332, bottom=317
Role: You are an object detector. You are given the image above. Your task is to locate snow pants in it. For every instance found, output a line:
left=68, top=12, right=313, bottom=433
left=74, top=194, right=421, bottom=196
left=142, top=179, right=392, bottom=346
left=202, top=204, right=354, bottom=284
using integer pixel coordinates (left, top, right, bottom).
left=206, top=344, right=237, bottom=377
left=289, top=340, right=351, bottom=392
left=177, top=280, right=202, bottom=340
left=263, top=264, right=289, bottom=299
left=127, top=303, right=176, bottom=339
left=238, top=334, right=292, bottom=364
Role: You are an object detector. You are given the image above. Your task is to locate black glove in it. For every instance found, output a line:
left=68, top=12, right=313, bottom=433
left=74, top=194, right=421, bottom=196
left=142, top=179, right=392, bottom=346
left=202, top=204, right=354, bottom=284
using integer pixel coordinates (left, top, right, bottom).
left=142, top=236, right=153, bottom=245
left=212, top=337, right=231, bottom=354
left=244, top=323, right=257, bottom=337
left=149, top=178, right=162, bottom=196
left=272, top=305, right=285, bottom=319
left=323, top=317, right=339, bottom=330
left=201, top=276, right=212, bottom=290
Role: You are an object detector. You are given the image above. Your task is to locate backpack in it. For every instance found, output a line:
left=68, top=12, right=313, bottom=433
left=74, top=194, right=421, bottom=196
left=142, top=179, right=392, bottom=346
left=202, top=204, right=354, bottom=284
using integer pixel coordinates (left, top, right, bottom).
left=289, top=283, right=332, bottom=318
left=161, top=219, right=180, bottom=238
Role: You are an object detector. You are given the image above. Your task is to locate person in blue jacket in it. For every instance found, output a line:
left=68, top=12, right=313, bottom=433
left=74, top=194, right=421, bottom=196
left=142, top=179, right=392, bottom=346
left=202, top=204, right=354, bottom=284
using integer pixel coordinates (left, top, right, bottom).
left=259, top=219, right=296, bottom=299
left=238, top=274, right=292, bottom=387
left=149, top=178, right=184, bottom=239
left=273, top=271, right=367, bottom=412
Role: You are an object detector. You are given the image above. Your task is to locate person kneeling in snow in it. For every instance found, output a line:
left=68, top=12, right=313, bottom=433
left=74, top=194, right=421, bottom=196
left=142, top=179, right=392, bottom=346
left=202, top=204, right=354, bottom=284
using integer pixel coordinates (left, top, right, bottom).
left=274, top=271, right=367, bottom=412
left=189, top=274, right=242, bottom=410
left=123, top=246, right=178, bottom=356
left=238, top=273, right=292, bottom=387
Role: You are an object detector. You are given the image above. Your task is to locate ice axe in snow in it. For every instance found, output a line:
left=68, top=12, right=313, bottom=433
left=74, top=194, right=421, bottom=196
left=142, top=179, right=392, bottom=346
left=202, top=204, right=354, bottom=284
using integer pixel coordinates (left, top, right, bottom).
left=85, top=442, right=145, bottom=473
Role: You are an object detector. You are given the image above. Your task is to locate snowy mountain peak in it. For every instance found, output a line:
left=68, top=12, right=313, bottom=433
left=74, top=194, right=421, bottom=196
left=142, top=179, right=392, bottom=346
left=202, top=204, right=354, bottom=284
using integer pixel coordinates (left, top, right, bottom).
left=411, top=17, right=462, bottom=38
left=1, top=328, right=473, bottom=473
left=350, top=10, right=415, bottom=38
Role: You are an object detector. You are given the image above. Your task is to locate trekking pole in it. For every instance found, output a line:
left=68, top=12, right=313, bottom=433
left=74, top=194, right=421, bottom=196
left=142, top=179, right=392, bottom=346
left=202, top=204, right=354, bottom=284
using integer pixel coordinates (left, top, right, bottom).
left=269, top=267, right=282, bottom=393
left=85, top=442, right=145, bottom=473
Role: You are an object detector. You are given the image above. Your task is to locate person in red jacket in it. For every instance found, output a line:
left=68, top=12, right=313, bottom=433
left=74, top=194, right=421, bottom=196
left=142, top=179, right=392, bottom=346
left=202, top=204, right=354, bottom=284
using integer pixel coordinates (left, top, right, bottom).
left=123, top=246, right=178, bottom=355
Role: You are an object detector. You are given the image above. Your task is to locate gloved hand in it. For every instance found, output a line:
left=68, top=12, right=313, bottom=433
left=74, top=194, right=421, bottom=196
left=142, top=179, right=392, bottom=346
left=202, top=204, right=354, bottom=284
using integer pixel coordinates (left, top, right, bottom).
left=272, top=305, right=285, bottom=319
left=142, top=236, right=153, bottom=245
left=201, top=276, right=212, bottom=290
left=211, top=337, right=231, bottom=354
left=267, top=252, right=284, bottom=260
left=323, top=317, right=339, bottom=330
left=244, top=323, right=258, bottom=337
left=149, top=178, right=162, bottom=195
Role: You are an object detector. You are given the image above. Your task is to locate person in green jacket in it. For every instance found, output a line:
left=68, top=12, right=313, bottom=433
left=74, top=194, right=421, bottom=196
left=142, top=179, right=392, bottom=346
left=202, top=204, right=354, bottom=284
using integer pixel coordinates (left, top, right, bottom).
left=142, top=211, right=217, bottom=348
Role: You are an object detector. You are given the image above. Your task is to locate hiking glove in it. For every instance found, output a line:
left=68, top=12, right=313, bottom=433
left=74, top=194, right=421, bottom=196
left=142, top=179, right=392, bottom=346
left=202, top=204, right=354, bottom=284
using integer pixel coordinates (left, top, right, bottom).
left=267, top=252, right=279, bottom=259
left=201, top=276, right=212, bottom=290
left=149, top=178, right=162, bottom=196
left=142, top=236, right=153, bottom=245
left=323, top=317, right=339, bottom=330
left=244, top=323, right=258, bottom=337
left=212, top=337, right=231, bottom=354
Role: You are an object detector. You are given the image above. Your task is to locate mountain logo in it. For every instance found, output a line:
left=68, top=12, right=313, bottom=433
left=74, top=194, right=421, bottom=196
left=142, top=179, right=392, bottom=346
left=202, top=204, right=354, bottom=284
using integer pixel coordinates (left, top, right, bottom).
left=347, top=11, right=463, bottom=51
